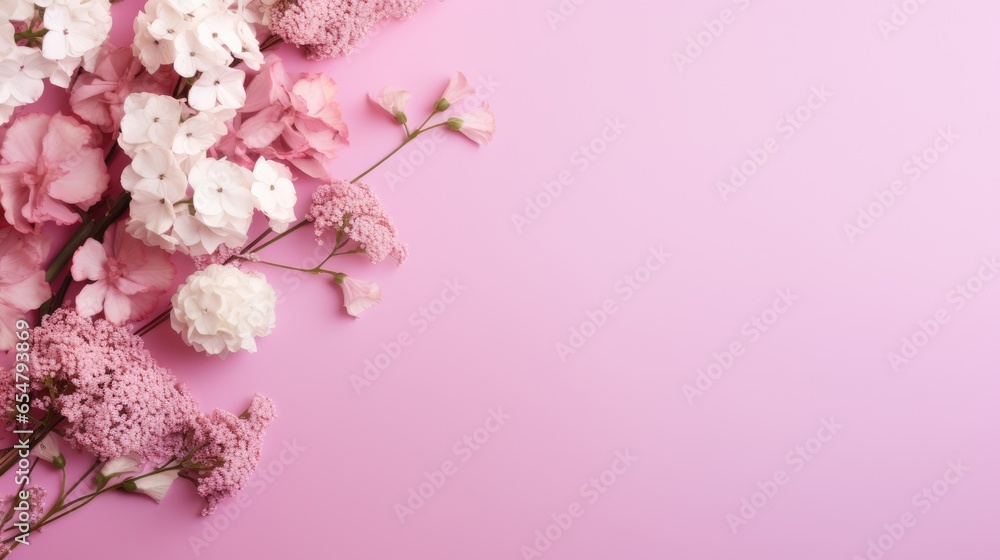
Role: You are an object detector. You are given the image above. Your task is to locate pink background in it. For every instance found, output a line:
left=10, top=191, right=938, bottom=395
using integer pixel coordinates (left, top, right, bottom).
left=7, top=0, right=1000, bottom=558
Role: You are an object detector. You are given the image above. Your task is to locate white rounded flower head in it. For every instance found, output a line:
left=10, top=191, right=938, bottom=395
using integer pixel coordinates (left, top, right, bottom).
left=171, top=264, right=277, bottom=357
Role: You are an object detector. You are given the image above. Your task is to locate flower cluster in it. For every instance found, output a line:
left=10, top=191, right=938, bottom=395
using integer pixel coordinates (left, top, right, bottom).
left=27, top=309, right=201, bottom=462
left=170, top=264, right=277, bottom=357
left=212, top=55, right=349, bottom=178
left=0, top=0, right=113, bottom=123
left=134, top=0, right=264, bottom=83
left=0, top=112, right=109, bottom=233
left=0, top=225, right=49, bottom=351
left=184, top=393, right=275, bottom=514
left=307, top=179, right=408, bottom=265
left=119, top=93, right=298, bottom=255
left=268, top=0, right=425, bottom=60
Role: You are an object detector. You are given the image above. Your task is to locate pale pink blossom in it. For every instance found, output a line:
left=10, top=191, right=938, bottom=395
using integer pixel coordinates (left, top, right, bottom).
left=307, top=179, right=407, bottom=264
left=369, top=87, right=410, bottom=123
left=0, top=113, right=109, bottom=232
left=448, top=103, right=496, bottom=146
left=71, top=223, right=177, bottom=324
left=436, top=71, right=475, bottom=110
left=0, top=225, right=50, bottom=351
left=125, top=469, right=180, bottom=503
left=337, top=275, right=382, bottom=317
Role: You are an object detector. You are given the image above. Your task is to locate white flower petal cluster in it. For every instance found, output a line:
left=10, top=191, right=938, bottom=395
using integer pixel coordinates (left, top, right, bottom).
left=0, top=0, right=112, bottom=123
left=119, top=93, right=297, bottom=256
left=134, top=0, right=263, bottom=112
left=170, top=264, right=276, bottom=357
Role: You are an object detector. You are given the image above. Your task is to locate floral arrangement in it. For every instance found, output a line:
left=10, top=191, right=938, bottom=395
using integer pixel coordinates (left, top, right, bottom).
left=0, top=0, right=494, bottom=555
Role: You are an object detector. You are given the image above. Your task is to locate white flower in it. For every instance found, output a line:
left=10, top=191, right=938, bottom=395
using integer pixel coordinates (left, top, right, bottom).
left=129, top=189, right=182, bottom=236
left=190, top=157, right=255, bottom=228
left=125, top=469, right=180, bottom=503
left=369, top=87, right=411, bottom=124
left=126, top=218, right=180, bottom=253
left=437, top=71, right=476, bottom=110
left=1, top=0, right=36, bottom=22
left=188, top=65, right=246, bottom=111
left=122, top=147, right=188, bottom=199
left=100, top=453, right=143, bottom=481
left=173, top=111, right=228, bottom=155
left=121, top=94, right=183, bottom=149
left=1, top=47, right=52, bottom=105
left=250, top=158, right=296, bottom=232
left=170, top=264, right=277, bottom=357
left=171, top=212, right=247, bottom=256
left=173, top=30, right=225, bottom=78
left=29, top=433, right=65, bottom=467
left=197, top=12, right=242, bottom=56
left=337, top=276, right=382, bottom=318
left=147, top=4, right=186, bottom=42
left=42, top=4, right=104, bottom=60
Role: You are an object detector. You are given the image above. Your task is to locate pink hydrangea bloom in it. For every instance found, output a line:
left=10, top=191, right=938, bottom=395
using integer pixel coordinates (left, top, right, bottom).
left=70, top=44, right=174, bottom=134
left=184, top=394, right=276, bottom=515
left=268, top=0, right=425, bottom=60
left=28, top=309, right=201, bottom=462
left=214, top=56, right=349, bottom=178
left=70, top=223, right=177, bottom=325
left=0, top=225, right=50, bottom=351
left=0, top=113, right=109, bottom=233
left=307, top=179, right=408, bottom=264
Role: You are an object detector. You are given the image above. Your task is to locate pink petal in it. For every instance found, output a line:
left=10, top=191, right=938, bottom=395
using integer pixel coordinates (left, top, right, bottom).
left=70, top=238, right=108, bottom=282
left=75, top=281, right=109, bottom=318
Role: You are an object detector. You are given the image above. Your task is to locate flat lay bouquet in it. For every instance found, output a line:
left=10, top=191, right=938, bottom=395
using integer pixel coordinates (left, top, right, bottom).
left=0, top=0, right=494, bottom=555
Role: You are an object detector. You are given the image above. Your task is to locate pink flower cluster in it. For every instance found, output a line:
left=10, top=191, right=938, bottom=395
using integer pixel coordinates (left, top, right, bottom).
left=212, top=56, right=349, bottom=179
left=184, top=393, right=276, bottom=515
left=268, top=0, right=425, bottom=60
left=0, top=113, right=109, bottom=233
left=70, top=44, right=174, bottom=134
left=0, top=225, right=50, bottom=351
left=28, top=309, right=200, bottom=462
left=307, top=179, right=408, bottom=264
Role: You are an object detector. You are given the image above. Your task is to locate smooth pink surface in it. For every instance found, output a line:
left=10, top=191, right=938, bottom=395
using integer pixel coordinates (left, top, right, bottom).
left=7, top=1, right=1000, bottom=559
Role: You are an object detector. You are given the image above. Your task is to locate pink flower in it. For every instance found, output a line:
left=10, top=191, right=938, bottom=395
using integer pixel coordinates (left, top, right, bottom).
left=0, top=113, right=110, bottom=233
left=184, top=394, right=276, bottom=515
left=70, top=223, right=176, bottom=325
left=268, top=0, right=425, bottom=60
left=436, top=71, right=475, bottom=111
left=0, top=225, right=50, bottom=351
left=307, top=179, right=408, bottom=264
left=448, top=103, right=496, bottom=146
left=27, top=309, right=202, bottom=462
left=69, top=45, right=174, bottom=134
left=336, top=275, right=382, bottom=317
left=369, top=87, right=410, bottom=124
left=215, top=57, right=348, bottom=178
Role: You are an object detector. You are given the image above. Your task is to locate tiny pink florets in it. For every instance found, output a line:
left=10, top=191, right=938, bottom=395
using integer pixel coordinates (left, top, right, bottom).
left=306, top=179, right=408, bottom=264
left=28, top=309, right=199, bottom=462
left=185, top=393, right=276, bottom=515
left=268, top=0, right=425, bottom=60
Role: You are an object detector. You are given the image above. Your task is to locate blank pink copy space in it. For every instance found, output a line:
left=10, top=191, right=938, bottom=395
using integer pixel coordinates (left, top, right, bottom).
left=10, top=1, right=1000, bottom=559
